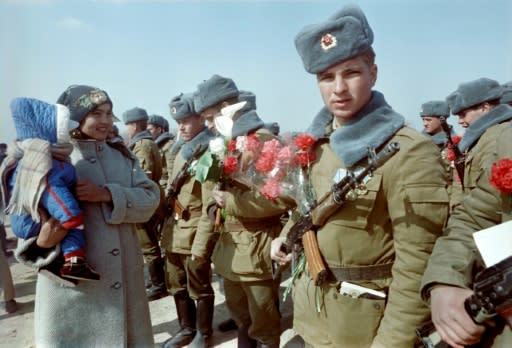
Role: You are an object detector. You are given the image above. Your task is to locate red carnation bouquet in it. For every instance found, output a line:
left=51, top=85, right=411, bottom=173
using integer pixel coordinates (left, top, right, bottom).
left=251, top=133, right=317, bottom=203
left=490, top=158, right=512, bottom=193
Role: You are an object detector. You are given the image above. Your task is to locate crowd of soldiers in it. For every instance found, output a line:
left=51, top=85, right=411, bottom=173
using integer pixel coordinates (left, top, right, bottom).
left=3, top=3, right=512, bottom=348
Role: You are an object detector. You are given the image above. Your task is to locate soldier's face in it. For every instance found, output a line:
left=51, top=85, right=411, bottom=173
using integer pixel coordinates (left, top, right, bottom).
left=201, top=106, right=222, bottom=131
left=422, top=116, right=443, bottom=135
left=317, top=55, right=377, bottom=123
left=147, top=124, right=162, bottom=139
left=80, top=103, right=114, bottom=141
left=457, top=104, right=487, bottom=128
left=177, top=115, right=204, bottom=142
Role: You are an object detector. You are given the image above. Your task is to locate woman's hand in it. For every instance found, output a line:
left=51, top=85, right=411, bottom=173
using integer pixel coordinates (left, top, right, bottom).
left=76, top=179, right=112, bottom=203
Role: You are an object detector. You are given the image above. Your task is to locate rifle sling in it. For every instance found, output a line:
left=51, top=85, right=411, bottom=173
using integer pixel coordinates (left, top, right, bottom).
left=329, top=262, right=393, bottom=281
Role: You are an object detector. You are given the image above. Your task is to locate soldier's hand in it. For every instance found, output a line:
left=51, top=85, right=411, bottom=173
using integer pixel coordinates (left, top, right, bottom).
left=212, top=189, right=227, bottom=208
left=430, top=285, right=486, bottom=348
left=36, top=208, right=68, bottom=248
left=76, top=179, right=112, bottom=203
left=271, top=237, right=291, bottom=266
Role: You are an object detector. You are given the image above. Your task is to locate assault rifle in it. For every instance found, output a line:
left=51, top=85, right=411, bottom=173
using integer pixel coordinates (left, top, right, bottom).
left=166, top=146, right=203, bottom=220
left=440, top=117, right=465, bottom=187
left=279, top=142, right=400, bottom=285
left=417, top=255, right=512, bottom=348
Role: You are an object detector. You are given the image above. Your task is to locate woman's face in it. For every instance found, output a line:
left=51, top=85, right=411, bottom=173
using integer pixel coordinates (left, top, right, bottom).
left=80, top=103, right=114, bottom=141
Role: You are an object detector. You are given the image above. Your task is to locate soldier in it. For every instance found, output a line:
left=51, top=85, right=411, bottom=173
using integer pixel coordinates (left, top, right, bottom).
left=123, top=107, right=167, bottom=301
left=447, top=78, right=512, bottom=193
left=420, top=101, right=452, bottom=144
left=501, top=81, right=512, bottom=106
left=420, top=101, right=462, bottom=210
left=271, top=4, right=449, bottom=347
left=161, top=93, right=217, bottom=348
left=421, top=125, right=512, bottom=347
left=195, top=75, right=290, bottom=348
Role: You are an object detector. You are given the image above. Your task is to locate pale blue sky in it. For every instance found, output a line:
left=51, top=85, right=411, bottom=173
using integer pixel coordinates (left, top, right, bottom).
left=1, top=0, right=511, bottom=142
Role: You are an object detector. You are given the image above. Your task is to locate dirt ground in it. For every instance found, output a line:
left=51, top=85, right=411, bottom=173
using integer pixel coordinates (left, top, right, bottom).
left=0, top=223, right=304, bottom=348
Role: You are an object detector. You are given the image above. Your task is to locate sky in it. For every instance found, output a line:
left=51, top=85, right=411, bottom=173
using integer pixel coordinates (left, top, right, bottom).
left=1, top=0, right=511, bottom=143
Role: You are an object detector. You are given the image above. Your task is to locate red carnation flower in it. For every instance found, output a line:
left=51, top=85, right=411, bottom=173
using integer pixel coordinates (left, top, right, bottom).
left=452, top=135, right=462, bottom=145
left=246, top=134, right=261, bottom=152
left=223, top=156, right=238, bottom=174
left=261, top=177, right=282, bottom=201
left=227, top=139, right=237, bottom=153
left=294, top=134, right=315, bottom=150
left=490, top=158, right=512, bottom=193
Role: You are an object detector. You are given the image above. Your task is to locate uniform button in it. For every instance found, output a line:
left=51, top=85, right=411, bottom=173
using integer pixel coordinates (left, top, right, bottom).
left=111, top=282, right=122, bottom=289
left=373, top=303, right=381, bottom=310
left=97, top=144, right=104, bottom=151
left=110, top=248, right=120, bottom=256
left=333, top=293, right=338, bottom=300
left=89, top=157, right=97, bottom=163
left=127, top=201, right=133, bottom=208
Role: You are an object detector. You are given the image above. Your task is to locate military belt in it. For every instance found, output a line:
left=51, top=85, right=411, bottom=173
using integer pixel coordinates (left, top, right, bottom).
left=224, top=217, right=282, bottom=232
left=329, top=262, right=393, bottom=282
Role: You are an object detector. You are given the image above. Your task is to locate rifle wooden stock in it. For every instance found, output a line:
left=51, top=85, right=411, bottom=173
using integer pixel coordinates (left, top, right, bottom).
left=214, top=207, right=223, bottom=232
left=302, top=229, right=328, bottom=285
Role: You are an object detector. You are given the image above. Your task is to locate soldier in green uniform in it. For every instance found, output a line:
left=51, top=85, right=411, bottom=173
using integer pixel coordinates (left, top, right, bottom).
left=147, top=114, right=176, bottom=239
left=421, top=125, right=512, bottom=348
left=161, top=94, right=217, bottom=348
left=271, top=5, right=449, bottom=347
left=420, top=101, right=462, bottom=210
left=447, top=78, right=512, bottom=193
left=123, top=107, right=167, bottom=301
left=194, top=75, right=290, bottom=348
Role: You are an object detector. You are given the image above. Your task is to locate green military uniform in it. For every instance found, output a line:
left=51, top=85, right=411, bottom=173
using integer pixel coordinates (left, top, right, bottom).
left=161, top=93, right=217, bottom=348
left=283, top=100, right=449, bottom=348
left=420, top=100, right=463, bottom=212
left=209, top=125, right=291, bottom=347
left=460, top=109, right=512, bottom=192
left=128, top=131, right=163, bottom=262
left=289, top=6, right=449, bottom=347
left=123, top=107, right=166, bottom=300
left=421, top=124, right=512, bottom=347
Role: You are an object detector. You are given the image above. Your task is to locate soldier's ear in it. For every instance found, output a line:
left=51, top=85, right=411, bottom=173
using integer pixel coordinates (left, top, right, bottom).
left=370, top=64, right=378, bottom=87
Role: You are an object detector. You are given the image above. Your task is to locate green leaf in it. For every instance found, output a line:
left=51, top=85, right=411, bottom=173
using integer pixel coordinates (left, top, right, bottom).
left=195, top=152, right=214, bottom=183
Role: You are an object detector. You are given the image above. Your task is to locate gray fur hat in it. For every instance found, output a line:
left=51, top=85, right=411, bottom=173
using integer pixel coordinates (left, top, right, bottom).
left=446, top=78, right=503, bottom=115
left=122, top=107, right=149, bottom=124
left=420, top=101, right=450, bottom=118
left=295, top=4, right=374, bottom=74
left=169, top=93, right=196, bottom=121
left=239, top=90, right=257, bottom=112
left=194, top=74, right=239, bottom=113
left=148, top=114, right=168, bottom=130
left=501, top=81, right=512, bottom=105
left=263, top=122, right=280, bottom=136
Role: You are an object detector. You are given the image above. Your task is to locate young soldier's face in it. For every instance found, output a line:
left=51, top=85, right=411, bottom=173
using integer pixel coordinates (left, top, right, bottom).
left=316, top=55, right=377, bottom=123
left=201, top=106, right=222, bottom=131
left=177, top=114, right=204, bottom=142
left=457, top=105, right=487, bottom=128
left=422, top=116, right=443, bottom=135
left=147, top=124, right=162, bottom=139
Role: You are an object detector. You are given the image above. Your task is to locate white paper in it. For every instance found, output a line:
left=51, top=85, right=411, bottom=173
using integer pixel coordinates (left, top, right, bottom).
left=473, top=220, right=512, bottom=267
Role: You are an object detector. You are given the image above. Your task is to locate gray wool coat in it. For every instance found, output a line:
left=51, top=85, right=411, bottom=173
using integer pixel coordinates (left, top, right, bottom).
left=33, top=139, right=160, bottom=348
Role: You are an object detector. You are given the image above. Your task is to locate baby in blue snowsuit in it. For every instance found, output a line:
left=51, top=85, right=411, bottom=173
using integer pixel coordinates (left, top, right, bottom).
left=0, top=97, right=99, bottom=286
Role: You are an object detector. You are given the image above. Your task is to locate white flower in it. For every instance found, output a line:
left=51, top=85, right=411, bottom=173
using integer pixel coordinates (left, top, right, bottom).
left=214, top=116, right=233, bottom=137
left=209, top=137, right=226, bottom=158
left=236, top=136, right=247, bottom=152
